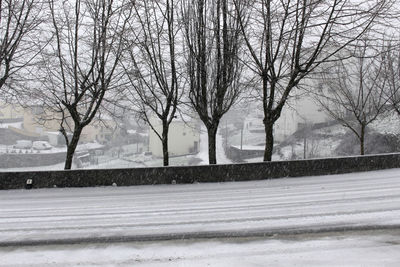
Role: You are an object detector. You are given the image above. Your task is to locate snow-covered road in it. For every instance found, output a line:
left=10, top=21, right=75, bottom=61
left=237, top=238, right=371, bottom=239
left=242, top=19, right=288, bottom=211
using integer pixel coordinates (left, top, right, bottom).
left=1, top=168, right=400, bottom=246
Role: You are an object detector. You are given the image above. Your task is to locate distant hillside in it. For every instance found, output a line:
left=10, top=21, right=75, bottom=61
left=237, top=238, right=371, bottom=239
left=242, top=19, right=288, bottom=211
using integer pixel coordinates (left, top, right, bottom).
left=276, top=113, right=400, bottom=160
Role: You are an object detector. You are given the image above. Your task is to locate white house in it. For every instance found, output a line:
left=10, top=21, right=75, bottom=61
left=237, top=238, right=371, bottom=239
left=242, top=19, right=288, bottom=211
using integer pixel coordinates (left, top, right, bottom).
left=242, top=91, right=330, bottom=145
left=242, top=105, right=298, bottom=144
left=148, top=118, right=200, bottom=158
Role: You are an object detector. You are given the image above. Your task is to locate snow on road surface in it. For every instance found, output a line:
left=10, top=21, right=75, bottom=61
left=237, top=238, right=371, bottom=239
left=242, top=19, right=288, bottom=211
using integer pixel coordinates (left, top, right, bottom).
left=1, top=230, right=400, bottom=266
left=1, top=168, right=400, bottom=246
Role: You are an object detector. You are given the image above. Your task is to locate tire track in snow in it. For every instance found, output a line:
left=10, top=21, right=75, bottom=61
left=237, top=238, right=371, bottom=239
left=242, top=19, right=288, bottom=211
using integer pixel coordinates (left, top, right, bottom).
left=1, top=168, right=400, bottom=244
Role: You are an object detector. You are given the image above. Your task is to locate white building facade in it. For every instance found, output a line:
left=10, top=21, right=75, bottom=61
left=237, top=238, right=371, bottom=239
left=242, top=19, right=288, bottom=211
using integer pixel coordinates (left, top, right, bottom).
left=148, top=119, right=200, bottom=158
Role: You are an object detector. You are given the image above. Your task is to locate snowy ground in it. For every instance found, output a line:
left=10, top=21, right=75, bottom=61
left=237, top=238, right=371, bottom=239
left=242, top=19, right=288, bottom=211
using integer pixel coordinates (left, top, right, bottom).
left=0, top=121, right=23, bottom=129
left=1, top=168, right=400, bottom=265
left=370, top=112, right=400, bottom=135
left=1, top=230, right=400, bottom=266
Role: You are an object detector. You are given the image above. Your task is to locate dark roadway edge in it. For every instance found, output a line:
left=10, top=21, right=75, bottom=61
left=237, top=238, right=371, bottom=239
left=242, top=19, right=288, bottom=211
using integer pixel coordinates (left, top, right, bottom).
left=1, top=224, right=400, bottom=247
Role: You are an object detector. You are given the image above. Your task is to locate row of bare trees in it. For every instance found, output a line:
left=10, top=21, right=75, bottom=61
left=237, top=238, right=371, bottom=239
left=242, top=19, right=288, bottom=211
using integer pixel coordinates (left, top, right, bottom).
left=236, top=0, right=396, bottom=161
left=1, top=0, right=398, bottom=169
left=317, top=39, right=400, bottom=155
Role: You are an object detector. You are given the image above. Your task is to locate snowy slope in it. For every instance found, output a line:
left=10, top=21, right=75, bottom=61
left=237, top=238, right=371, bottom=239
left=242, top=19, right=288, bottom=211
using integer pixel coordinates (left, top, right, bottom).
left=1, top=168, right=400, bottom=245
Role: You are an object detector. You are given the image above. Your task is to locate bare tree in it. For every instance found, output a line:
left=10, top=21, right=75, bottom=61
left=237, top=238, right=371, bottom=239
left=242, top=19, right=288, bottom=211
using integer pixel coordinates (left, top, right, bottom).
left=30, top=0, right=132, bottom=169
left=234, top=0, right=394, bottom=161
left=0, top=0, right=44, bottom=98
left=381, top=42, right=400, bottom=116
left=317, top=42, right=389, bottom=155
left=182, top=0, right=244, bottom=164
left=123, top=0, right=183, bottom=166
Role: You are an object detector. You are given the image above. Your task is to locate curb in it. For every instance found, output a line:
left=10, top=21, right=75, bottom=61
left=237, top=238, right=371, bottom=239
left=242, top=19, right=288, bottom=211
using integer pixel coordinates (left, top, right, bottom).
left=1, top=224, right=400, bottom=247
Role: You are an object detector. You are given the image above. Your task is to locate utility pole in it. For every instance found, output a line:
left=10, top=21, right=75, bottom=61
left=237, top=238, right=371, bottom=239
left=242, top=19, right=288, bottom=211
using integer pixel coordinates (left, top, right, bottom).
left=240, top=126, right=243, bottom=151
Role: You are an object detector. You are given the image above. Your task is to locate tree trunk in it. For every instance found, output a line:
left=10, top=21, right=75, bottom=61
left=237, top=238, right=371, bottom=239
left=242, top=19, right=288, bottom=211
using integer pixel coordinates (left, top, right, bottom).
left=360, top=124, right=365, bottom=155
left=207, top=126, right=218, bottom=164
left=64, top=126, right=83, bottom=170
left=263, top=120, right=274, bottom=161
left=162, top=122, right=169, bottom=166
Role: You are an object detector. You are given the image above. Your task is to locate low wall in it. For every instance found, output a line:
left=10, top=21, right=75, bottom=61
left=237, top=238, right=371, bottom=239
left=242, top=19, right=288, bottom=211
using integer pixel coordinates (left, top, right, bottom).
left=1, top=153, right=400, bottom=190
left=0, top=152, right=66, bottom=168
left=228, top=146, right=265, bottom=161
left=0, top=118, right=22, bottom=123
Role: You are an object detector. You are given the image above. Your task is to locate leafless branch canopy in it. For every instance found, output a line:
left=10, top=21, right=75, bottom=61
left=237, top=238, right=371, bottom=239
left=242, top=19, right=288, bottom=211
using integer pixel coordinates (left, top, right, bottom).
left=381, top=42, right=400, bottom=116
left=124, top=0, right=183, bottom=141
left=316, top=40, right=390, bottom=154
left=0, top=0, right=44, bottom=97
left=182, top=0, right=244, bottom=129
left=233, top=0, right=395, bottom=160
left=27, top=0, right=132, bottom=169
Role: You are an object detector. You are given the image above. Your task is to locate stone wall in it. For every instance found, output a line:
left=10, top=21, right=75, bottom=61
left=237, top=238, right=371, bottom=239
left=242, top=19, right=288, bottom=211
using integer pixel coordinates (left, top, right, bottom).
left=0, top=152, right=66, bottom=168
left=228, top=145, right=265, bottom=161
left=1, top=153, right=400, bottom=190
